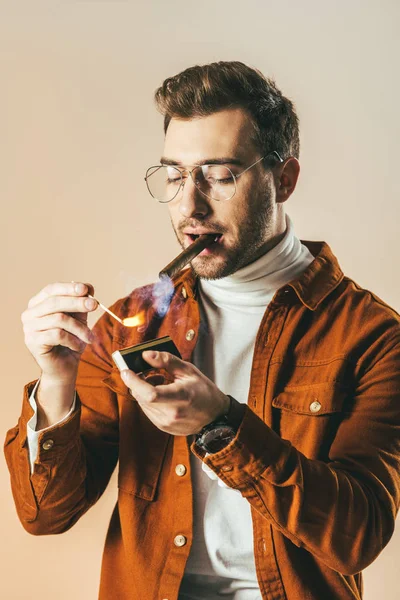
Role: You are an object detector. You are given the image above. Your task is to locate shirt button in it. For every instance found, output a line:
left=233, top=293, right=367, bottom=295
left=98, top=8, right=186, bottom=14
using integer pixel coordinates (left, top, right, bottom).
left=258, top=538, right=268, bottom=554
left=174, top=534, right=187, bottom=547
left=185, top=329, right=195, bottom=341
left=42, top=439, right=54, bottom=451
left=175, top=464, right=187, bottom=477
left=310, top=400, right=322, bottom=413
left=181, top=286, right=187, bottom=299
left=221, top=465, right=233, bottom=472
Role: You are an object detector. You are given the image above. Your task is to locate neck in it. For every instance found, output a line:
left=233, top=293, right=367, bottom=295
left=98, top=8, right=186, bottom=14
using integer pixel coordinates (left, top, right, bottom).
left=250, top=228, right=287, bottom=266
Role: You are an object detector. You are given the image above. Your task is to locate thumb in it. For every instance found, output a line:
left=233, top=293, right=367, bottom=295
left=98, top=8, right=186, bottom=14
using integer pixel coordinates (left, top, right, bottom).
left=142, top=350, right=189, bottom=376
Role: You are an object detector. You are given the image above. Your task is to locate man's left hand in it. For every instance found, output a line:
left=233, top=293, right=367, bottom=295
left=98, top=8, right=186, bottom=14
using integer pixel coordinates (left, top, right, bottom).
left=120, top=350, right=230, bottom=436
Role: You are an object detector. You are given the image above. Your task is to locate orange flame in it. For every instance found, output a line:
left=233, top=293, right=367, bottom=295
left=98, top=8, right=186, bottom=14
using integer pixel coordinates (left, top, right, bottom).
left=122, top=311, right=146, bottom=328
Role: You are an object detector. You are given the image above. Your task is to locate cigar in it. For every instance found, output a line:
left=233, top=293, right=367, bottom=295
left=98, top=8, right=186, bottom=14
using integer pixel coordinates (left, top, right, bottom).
left=159, top=234, right=217, bottom=279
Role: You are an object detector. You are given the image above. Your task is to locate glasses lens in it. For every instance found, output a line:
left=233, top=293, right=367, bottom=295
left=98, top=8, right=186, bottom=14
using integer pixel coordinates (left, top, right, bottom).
left=145, top=166, right=182, bottom=203
left=145, top=164, right=237, bottom=202
left=194, top=165, right=236, bottom=201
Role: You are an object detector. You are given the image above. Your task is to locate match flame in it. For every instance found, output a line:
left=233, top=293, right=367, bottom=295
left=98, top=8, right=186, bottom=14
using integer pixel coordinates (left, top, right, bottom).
left=122, top=311, right=146, bottom=328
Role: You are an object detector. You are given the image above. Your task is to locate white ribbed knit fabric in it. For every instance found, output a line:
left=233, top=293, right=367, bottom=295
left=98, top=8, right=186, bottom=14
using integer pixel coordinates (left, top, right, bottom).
left=181, top=215, right=314, bottom=600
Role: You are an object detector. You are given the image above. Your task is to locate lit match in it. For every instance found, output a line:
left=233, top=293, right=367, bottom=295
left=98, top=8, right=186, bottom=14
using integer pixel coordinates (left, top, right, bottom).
left=88, top=295, right=145, bottom=328
left=159, top=234, right=218, bottom=279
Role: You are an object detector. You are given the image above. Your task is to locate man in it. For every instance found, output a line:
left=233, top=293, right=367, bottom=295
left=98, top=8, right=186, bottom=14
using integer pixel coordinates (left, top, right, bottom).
left=5, top=61, right=400, bottom=600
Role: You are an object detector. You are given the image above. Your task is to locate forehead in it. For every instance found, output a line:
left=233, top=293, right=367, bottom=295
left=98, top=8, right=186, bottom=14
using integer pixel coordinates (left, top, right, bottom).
left=163, top=108, right=257, bottom=163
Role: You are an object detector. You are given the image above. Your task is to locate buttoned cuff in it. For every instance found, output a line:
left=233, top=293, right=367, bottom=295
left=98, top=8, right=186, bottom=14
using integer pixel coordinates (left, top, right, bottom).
left=201, top=460, right=235, bottom=490
left=191, top=406, right=292, bottom=490
left=20, top=381, right=81, bottom=474
left=26, top=380, right=77, bottom=473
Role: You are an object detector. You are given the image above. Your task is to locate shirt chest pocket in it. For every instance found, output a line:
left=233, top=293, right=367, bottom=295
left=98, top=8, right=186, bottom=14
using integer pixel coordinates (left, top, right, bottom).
left=272, top=384, right=348, bottom=460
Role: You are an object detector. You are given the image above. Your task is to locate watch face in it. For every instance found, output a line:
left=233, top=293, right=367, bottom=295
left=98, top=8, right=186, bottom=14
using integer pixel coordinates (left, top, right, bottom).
left=202, top=425, right=236, bottom=453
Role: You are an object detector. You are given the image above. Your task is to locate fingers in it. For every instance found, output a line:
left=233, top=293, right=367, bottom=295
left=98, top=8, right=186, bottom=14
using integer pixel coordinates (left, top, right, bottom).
left=121, top=370, right=160, bottom=403
left=120, top=352, right=194, bottom=402
left=33, top=329, right=88, bottom=354
left=24, top=312, right=94, bottom=344
left=27, top=282, right=95, bottom=310
left=141, top=350, right=193, bottom=377
left=82, top=282, right=95, bottom=297
left=69, top=311, right=89, bottom=325
left=25, top=294, right=98, bottom=320
left=21, top=282, right=97, bottom=355
left=121, top=369, right=183, bottom=403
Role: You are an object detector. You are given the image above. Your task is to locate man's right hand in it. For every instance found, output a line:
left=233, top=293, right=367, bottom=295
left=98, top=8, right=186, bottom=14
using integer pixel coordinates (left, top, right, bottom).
left=21, top=282, right=98, bottom=428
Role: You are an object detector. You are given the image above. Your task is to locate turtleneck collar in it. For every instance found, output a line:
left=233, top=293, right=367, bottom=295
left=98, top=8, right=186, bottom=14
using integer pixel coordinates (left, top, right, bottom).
left=198, top=214, right=314, bottom=308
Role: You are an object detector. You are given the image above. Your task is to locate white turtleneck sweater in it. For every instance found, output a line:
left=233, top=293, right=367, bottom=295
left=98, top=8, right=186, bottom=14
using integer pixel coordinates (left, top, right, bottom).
left=179, top=215, right=314, bottom=600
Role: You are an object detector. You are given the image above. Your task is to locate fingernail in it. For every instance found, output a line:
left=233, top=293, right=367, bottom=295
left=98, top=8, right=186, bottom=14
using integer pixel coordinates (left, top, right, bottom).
left=144, top=350, right=158, bottom=359
left=75, top=283, right=86, bottom=294
left=85, top=298, right=97, bottom=310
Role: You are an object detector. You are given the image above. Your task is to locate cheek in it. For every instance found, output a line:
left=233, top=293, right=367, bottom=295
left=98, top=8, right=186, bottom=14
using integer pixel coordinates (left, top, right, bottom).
left=215, top=203, right=240, bottom=229
left=223, top=195, right=251, bottom=226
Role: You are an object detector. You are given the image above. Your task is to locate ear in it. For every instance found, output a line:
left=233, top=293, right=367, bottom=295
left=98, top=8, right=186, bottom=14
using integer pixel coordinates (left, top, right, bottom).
left=275, top=157, right=300, bottom=204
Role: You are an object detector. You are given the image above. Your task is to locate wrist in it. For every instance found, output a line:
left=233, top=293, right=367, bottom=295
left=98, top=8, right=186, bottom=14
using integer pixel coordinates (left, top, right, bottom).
left=217, top=394, right=231, bottom=419
left=36, top=376, right=76, bottom=429
left=195, top=395, right=246, bottom=454
left=225, top=395, right=246, bottom=430
left=40, top=371, right=77, bottom=389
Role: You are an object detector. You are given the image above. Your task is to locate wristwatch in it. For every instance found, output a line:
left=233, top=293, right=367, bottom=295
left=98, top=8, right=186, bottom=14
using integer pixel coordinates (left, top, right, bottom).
left=195, top=395, right=245, bottom=454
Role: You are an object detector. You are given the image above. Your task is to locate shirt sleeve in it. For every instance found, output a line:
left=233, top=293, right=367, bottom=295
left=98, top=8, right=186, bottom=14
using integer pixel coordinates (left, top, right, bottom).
left=201, top=456, right=232, bottom=489
left=3, top=298, right=124, bottom=534
left=192, top=331, right=400, bottom=576
left=26, top=379, right=77, bottom=474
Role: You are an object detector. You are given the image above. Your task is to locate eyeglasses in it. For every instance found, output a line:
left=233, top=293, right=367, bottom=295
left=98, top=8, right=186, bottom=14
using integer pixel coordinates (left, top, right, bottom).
left=144, top=150, right=284, bottom=203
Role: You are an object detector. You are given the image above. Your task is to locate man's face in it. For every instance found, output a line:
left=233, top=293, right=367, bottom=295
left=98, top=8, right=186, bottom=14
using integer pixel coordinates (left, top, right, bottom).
left=163, top=108, right=280, bottom=279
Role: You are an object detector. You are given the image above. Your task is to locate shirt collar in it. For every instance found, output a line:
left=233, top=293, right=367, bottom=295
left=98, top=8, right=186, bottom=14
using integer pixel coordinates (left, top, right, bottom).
left=288, top=241, right=344, bottom=310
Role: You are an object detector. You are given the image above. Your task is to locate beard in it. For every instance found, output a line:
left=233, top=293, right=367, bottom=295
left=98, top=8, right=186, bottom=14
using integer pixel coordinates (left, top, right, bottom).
left=171, top=179, right=276, bottom=280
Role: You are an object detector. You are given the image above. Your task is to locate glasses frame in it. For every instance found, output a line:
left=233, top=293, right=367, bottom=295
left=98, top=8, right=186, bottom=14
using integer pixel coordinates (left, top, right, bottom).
left=144, top=150, right=284, bottom=203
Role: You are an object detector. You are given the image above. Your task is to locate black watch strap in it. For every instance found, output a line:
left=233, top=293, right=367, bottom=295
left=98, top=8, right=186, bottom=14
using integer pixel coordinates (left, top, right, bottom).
left=225, top=394, right=246, bottom=430
left=195, top=395, right=246, bottom=453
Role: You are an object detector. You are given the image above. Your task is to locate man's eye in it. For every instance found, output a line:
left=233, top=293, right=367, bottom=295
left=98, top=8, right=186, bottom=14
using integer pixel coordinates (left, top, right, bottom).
left=206, top=176, right=234, bottom=185
left=167, top=177, right=181, bottom=184
left=203, top=166, right=235, bottom=185
left=215, top=177, right=233, bottom=184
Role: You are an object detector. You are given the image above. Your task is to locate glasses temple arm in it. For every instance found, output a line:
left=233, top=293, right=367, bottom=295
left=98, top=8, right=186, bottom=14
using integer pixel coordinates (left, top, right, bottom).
left=235, top=152, right=284, bottom=179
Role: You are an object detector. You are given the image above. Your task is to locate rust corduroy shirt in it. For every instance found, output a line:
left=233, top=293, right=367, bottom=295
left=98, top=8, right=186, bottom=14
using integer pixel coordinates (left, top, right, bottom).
left=4, top=241, right=400, bottom=600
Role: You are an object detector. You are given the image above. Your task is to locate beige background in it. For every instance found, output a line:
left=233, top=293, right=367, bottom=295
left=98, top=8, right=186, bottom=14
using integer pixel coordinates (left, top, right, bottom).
left=1, top=1, right=399, bottom=598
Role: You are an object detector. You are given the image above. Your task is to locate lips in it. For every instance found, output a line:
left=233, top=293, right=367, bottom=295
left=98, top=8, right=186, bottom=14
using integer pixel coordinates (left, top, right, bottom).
left=187, top=233, right=221, bottom=242
left=184, top=235, right=222, bottom=255
left=183, top=230, right=223, bottom=243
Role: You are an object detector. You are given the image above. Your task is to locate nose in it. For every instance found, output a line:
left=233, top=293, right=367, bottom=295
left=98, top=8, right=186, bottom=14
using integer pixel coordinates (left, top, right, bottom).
left=178, top=173, right=210, bottom=219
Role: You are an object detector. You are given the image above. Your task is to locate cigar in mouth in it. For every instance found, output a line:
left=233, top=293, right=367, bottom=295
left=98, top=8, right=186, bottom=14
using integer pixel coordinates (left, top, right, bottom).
left=159, top=234, right=218, bottom=279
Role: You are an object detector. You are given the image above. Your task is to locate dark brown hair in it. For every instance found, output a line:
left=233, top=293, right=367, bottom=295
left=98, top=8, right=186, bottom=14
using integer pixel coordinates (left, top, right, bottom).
left=154, top=61, right=300, bottom=160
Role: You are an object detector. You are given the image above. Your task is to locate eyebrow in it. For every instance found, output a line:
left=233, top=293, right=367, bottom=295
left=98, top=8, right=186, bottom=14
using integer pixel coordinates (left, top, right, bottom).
left=160, top=156, right=244, bottom=167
